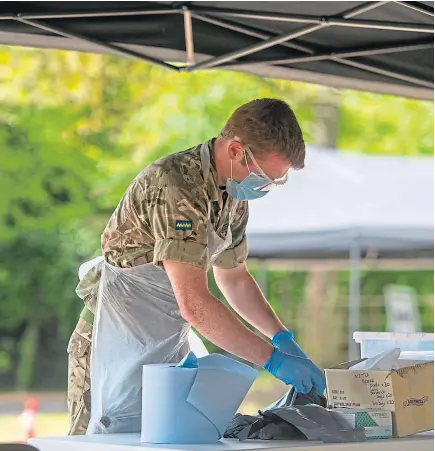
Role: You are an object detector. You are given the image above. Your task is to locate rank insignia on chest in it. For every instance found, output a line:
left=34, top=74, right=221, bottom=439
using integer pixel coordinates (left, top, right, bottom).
left=175, top=220, right=193, bottom=231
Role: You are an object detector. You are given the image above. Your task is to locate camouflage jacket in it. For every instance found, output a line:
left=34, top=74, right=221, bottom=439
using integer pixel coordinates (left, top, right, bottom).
left=74, top=139, right=249, bottom=330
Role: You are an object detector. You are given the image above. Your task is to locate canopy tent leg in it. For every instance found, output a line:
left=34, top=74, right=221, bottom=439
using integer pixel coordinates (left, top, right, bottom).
left=348, top=241, right=361, bottom=361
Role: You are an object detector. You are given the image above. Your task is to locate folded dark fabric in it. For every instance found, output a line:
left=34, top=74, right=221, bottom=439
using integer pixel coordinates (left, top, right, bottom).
left=224, top=388, right=365, bottom=444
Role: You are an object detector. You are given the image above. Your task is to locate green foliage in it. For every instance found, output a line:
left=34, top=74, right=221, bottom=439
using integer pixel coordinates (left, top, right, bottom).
left=0, top=106, right=96, bottom=238
left=338, top=91, right=434, bottom=155
left=0, top=45, right=433, bottom=388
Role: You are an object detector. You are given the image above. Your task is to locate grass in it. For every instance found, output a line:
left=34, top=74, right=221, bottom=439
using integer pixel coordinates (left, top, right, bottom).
left=0, top=413, right=68, bottom=443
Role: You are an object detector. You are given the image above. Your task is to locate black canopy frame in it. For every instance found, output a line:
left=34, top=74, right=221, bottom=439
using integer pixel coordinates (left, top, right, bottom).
left=0, top=1, right=433, bottom=99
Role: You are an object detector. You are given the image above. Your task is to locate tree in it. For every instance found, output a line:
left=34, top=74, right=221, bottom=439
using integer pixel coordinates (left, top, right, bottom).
left=0, top=104, right=102, bottom=388
left=0, top=45, right=432, bottom=387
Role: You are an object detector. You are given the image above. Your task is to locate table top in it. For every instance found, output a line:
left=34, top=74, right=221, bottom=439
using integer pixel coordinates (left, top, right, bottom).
left=29, top=432, right=434, bottom=451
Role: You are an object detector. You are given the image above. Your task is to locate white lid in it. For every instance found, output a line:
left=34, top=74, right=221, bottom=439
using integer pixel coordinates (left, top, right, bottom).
left=353, top=331, right=435, bottom=342
left=400, top=350, right=434, bottom=358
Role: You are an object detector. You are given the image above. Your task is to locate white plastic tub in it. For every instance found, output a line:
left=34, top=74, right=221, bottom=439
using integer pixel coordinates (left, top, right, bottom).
left=353, top=332, right=434, bottom=359
left=399, top=350, right=434, bottom=361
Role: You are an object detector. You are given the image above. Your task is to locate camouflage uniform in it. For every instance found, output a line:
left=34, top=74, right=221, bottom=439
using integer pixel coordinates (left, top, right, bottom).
left=67, top=140, right=249, bottom=434
left=66, top=263, right=101, bottom=435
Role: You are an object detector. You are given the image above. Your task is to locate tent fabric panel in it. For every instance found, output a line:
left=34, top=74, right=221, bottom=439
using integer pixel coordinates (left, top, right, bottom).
left=247, top=227, right=434, bottom=258
left=245, top=148, right=434, bottom=257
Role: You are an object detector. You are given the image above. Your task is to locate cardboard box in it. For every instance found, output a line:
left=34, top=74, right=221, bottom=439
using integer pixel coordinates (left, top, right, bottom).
left=325, top=360, right=434, bottom=438
left=331, top=409, right=393, bottom=440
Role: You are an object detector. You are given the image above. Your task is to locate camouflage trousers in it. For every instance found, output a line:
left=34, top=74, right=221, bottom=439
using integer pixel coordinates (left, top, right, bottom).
left=67, top=319, right=93, bottom=435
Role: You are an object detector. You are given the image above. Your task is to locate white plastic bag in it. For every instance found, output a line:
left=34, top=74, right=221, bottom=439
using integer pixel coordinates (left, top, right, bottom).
left=78, top=256, right=104, bottom=281
left=188, top=329, right=209, bottom=357
left=350, top=348, right=401, bottom=371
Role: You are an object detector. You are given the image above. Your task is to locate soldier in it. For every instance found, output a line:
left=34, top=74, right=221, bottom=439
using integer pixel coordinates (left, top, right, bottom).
left=67, top=98, right=326, bottom=435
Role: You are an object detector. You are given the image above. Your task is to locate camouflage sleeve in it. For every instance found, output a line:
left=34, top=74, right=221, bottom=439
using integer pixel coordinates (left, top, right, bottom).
left=213, top=202, right=249, bottom=270
left=146, top=185, right=210, bottom=270
left=75, top=261, right=103, bottom=313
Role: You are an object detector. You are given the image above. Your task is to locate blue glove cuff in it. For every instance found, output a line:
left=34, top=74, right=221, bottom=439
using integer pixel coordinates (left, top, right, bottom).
left=272, top=330, right=294, bottom=347
left=263, top=348, right=281, bottom=373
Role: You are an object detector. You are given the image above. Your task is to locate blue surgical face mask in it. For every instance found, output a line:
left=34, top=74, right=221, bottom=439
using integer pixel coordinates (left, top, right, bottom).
left=226, top=148, right=271, bottom=201
left=226, top=171, right=270, bottom=201
left=226, top=146, right=288, bottom=201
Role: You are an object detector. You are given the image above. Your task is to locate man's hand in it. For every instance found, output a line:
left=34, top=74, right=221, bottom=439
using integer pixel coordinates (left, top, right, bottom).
left=213, top=264, right=285, bottom=339
left=272, top=330, right=308, bottom=358
left=263, top=349, right=326, bottom=395
left=163, top=260, right=274, bottom=367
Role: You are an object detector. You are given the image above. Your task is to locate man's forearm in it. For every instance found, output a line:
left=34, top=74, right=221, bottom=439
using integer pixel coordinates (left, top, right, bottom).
left=163, top=260, right=275, bottom=368
left=182, top=291, right=274, bottom=367
left=215, top=268, right=286, bottom=339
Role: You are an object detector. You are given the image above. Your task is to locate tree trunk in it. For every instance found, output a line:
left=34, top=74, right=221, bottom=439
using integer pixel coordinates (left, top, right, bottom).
left=312, top=88, right=342, bottom=149
left=299, top=270, right=345, bottom=368
left=16, top=319, right=39, bottom=391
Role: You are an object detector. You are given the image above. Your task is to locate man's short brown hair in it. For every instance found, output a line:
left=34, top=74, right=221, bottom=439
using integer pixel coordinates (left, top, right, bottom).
left=219, top=98, right=305, bottom=170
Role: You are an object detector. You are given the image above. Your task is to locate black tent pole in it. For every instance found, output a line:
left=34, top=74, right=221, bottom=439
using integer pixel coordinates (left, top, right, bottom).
left=225, top=40, right=434, bottom=67
left=394, top=1, right=435, bottom=17
left=14, top=16, right=180, bottom=71
left=185, top=1, right=390, bottom=72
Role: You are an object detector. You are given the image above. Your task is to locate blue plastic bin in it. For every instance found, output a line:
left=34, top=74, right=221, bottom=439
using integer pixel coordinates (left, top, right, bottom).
left=353, top=331, right=434, bottom=359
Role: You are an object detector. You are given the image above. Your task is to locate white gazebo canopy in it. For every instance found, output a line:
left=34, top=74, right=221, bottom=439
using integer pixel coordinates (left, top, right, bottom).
left=247, top=147, right=434, bottom=258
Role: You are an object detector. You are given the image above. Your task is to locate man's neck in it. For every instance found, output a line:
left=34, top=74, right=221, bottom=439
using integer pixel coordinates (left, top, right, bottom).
left=213, top=137, right=229, bottom=187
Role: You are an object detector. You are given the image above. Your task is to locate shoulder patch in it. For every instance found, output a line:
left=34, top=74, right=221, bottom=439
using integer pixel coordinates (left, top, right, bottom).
left=175, top=220, right=193, bottom=231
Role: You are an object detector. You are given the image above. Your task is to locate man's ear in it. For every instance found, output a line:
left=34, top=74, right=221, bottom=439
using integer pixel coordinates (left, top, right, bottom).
left=227, top=140, right=244, bottom=161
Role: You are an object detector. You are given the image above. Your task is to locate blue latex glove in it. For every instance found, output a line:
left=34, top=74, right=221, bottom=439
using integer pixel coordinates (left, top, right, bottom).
left=272, top=330, right=308, bottom=358
left=177, top=352, right=198, bottom=368
left=263, top=348, right=326, bottom=396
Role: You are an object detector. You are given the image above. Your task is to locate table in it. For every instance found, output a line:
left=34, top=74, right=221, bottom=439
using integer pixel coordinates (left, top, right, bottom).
left=29, top=432, right=434, bottom=451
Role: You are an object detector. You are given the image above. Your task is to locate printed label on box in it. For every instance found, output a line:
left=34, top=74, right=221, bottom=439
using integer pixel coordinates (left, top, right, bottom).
left=403, top=396, right=429, bottom=408
left=328, top=371, right=395, bottom=409
left=326, top=361, right=434, bottom=437
left=331, top=409, right=393, bottom=440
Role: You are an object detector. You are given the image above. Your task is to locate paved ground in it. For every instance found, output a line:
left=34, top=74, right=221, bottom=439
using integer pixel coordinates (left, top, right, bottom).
left=0, top=379, right=287, bottom=443
left=0, top=376, right=286, bottom=416
left=0, top=392, right=67, bottom=416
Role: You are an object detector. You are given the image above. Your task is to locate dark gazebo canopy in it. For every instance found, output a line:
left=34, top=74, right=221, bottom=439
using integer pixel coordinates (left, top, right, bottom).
left=0, top=1, right=433, bottom=99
